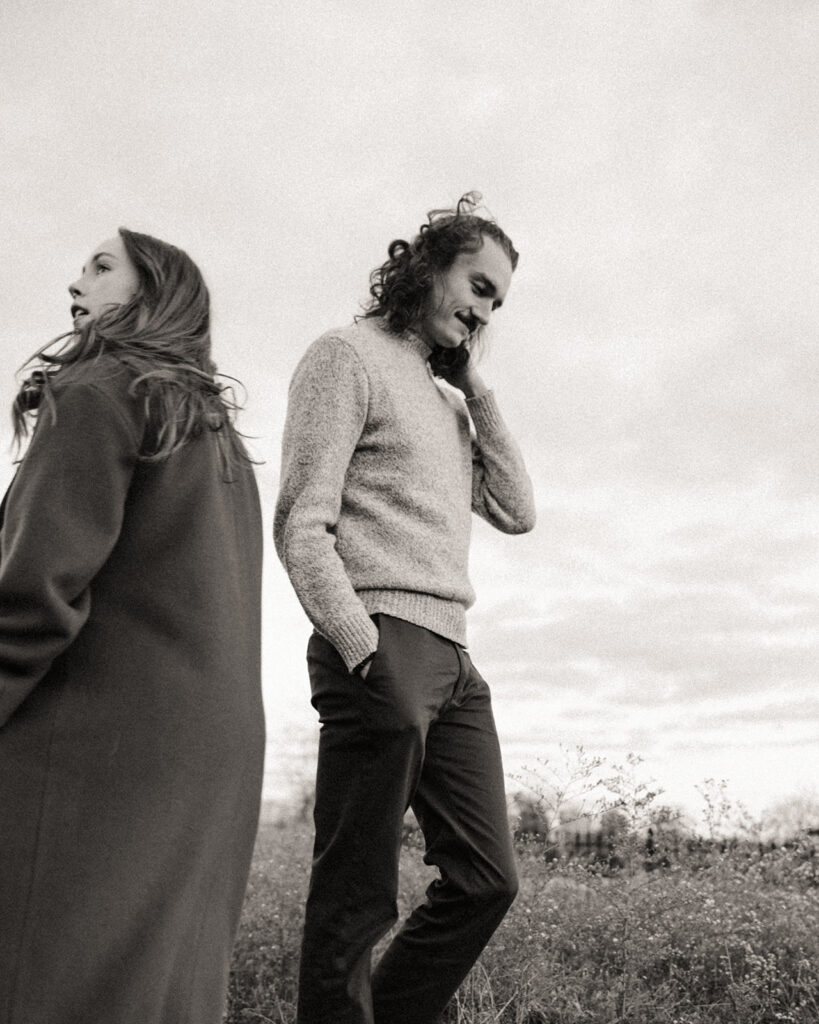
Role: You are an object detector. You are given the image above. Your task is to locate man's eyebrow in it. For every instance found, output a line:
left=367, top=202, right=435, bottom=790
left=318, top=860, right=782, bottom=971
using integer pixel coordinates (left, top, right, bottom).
left=473, top=272, right=504, bottom=307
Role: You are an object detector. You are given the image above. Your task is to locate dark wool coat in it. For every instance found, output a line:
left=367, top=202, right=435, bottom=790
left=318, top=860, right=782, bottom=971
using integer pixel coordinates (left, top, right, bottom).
left=0, top=357, right=265, bottom=1024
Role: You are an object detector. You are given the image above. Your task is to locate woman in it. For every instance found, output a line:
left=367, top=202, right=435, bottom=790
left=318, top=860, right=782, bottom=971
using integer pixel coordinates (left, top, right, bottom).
left=275, top=193, right=536, bottom=1024
left=0, top=230, right=265, bottom=1024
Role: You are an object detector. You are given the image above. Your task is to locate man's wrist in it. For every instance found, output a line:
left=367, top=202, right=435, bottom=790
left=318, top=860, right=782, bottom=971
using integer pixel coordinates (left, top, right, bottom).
left=460, top=370, right=489, bottom=399
left=351, top=652, right=375, bottom=676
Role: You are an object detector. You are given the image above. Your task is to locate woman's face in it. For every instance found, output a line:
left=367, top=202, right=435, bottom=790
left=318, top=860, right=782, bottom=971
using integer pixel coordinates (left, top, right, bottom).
left=68, top=235, right=140, bottom=328
left=418, top=235, right=513, bottom=351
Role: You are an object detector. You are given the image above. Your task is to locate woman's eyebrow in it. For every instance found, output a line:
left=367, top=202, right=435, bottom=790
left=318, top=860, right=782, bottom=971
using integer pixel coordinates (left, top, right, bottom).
left=80, top=251, right=118, bottom=274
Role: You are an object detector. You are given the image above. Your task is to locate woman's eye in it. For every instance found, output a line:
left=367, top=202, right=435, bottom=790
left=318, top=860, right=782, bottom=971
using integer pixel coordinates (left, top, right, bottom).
left=96, top=264, right=110, bottom=274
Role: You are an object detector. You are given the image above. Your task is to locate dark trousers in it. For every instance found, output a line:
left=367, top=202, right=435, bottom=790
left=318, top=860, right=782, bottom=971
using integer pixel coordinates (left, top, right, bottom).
left=297, top=614, right=518, bottom=1024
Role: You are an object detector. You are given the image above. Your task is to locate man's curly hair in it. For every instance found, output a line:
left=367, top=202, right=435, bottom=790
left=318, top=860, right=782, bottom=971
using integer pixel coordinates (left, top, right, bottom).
left=362, top=192, right=519, bottom=335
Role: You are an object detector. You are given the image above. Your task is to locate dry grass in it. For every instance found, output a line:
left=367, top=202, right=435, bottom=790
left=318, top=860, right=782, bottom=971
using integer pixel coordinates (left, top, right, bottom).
left=226, top=816, right=819, bottom=1023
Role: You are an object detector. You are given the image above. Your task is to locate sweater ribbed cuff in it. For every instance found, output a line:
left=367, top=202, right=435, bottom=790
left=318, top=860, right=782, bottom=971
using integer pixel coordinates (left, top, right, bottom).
left=465, top=390, right=503, bottom=434
left=327, top=614, right=380, bottom=674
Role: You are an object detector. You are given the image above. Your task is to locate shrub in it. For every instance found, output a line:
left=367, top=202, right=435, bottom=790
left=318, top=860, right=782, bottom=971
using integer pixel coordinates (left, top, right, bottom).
left=226, top=759, right=819, bottom=1024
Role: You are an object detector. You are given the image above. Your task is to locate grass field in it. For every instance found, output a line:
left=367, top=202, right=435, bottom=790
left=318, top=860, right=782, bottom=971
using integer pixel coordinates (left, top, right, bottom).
left=226, top=811, right=819, bottom=1023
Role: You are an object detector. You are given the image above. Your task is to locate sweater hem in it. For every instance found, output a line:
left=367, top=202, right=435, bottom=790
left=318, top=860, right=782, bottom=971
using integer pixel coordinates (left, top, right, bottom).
left=359, top=590, right=468, bottom=648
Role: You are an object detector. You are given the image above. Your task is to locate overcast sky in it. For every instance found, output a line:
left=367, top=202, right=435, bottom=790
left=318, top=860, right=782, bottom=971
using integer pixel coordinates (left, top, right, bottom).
left=1, top=0, right=817, bottom=819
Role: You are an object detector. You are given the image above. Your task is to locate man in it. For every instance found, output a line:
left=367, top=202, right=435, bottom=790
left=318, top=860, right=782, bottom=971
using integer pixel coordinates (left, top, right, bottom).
left=275, top=192, right=536, bottom=1024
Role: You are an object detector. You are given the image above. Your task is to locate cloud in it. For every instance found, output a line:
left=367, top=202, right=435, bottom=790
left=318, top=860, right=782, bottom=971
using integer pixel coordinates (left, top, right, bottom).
left=1, top=0, right=817, bottom=814
left=467, top=488, right=818, bottom=767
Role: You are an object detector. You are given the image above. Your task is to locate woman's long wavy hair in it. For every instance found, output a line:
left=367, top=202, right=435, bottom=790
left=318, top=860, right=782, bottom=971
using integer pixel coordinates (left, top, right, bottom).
left=12, top=229, right=252, bottom=466
left=361, top=192, right=519, bottom=371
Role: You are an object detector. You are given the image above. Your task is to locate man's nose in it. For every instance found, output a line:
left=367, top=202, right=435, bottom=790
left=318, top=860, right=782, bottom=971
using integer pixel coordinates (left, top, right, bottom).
left=471, top=301, right=491, bottom=326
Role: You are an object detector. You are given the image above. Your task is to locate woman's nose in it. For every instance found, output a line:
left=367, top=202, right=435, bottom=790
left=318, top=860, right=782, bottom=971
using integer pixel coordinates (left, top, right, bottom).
left=68, top=280, right=82, bottom=298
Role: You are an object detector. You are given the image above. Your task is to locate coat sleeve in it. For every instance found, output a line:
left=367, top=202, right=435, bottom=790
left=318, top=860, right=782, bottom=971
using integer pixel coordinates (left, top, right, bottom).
left=0, top=379, right=142, bottom=726
left=467, top=390, right=537, bottom=534
left=273, top=336, right=380, bottom=673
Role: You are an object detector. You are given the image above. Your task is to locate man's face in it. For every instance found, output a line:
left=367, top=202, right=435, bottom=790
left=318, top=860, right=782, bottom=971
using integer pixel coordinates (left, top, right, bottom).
left=419, top=236, right=513, bottom=350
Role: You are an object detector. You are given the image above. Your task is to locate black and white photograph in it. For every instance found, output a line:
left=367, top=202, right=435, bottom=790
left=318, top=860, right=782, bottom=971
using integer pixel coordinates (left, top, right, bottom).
left=1, top=2, right=817, bottom=1022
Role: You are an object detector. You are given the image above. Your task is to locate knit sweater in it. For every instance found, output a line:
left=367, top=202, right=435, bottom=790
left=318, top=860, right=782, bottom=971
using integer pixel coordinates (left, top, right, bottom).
left=274, top=317, right=536, bottom=672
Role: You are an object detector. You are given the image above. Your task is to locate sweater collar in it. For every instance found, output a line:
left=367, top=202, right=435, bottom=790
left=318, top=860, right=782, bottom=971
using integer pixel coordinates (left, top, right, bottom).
left=397, top=329, right=433, bottom=362
left=372, top=318, right=432, bottom=362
